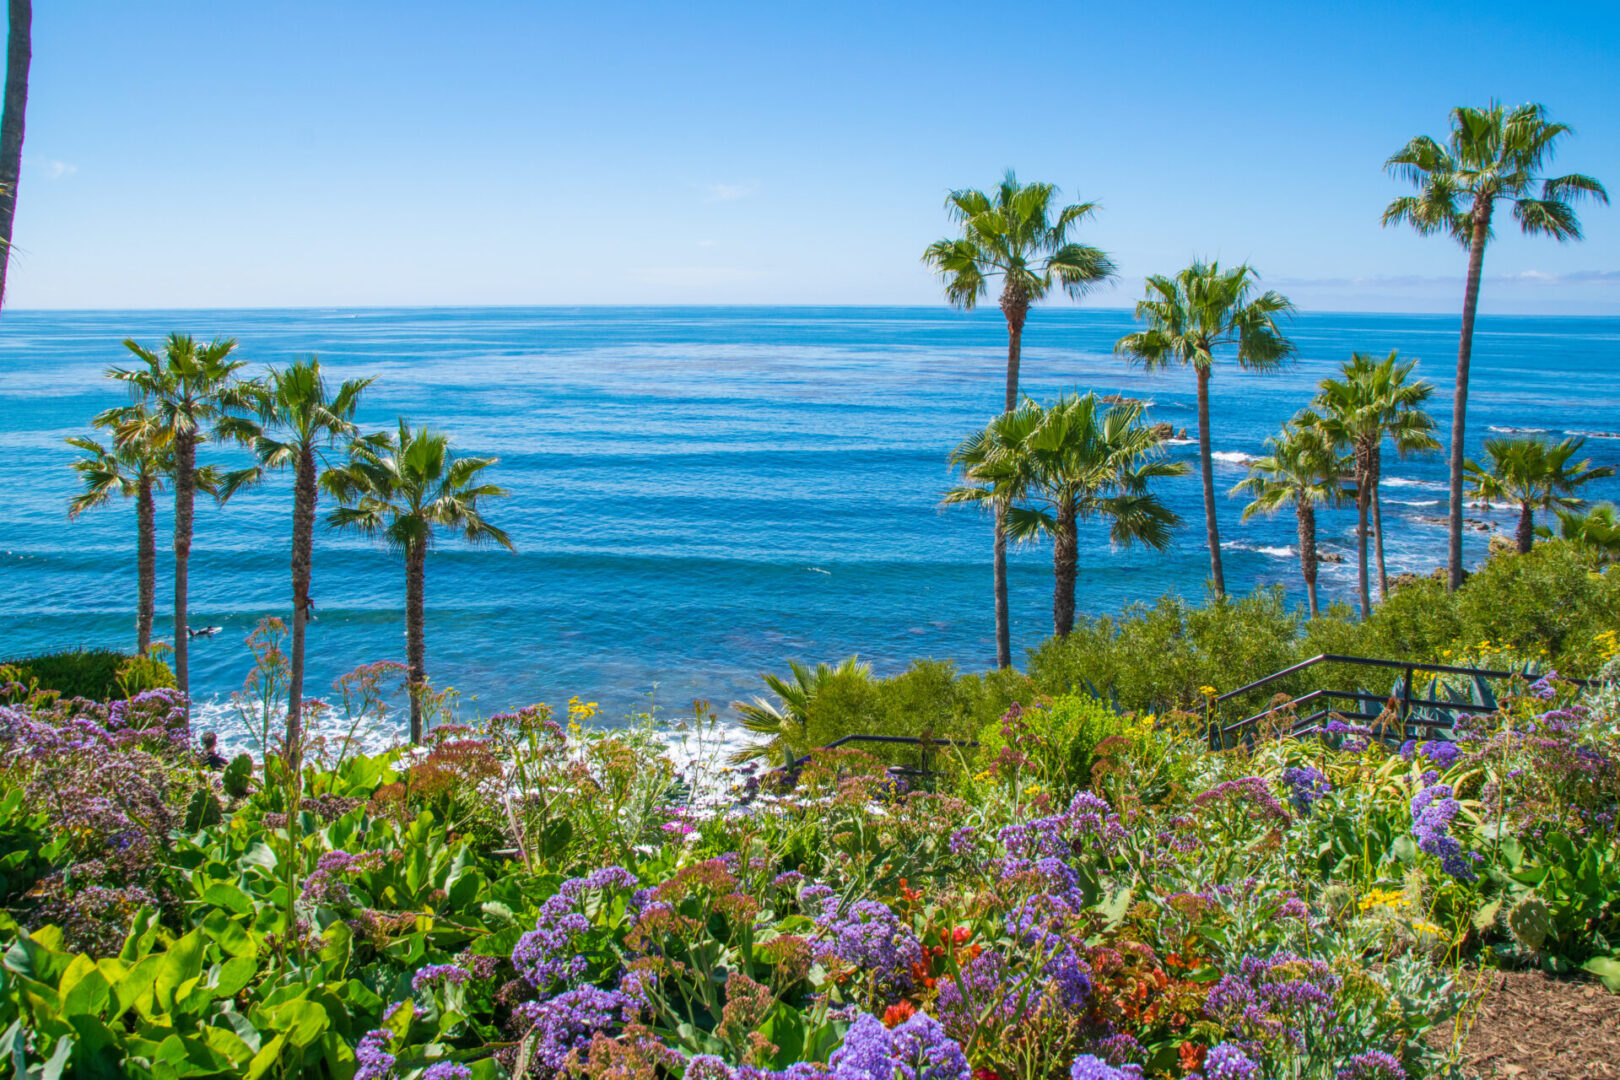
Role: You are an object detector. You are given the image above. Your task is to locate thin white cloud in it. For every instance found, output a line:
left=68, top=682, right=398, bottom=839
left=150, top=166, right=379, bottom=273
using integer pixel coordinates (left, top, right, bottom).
left=28, top=157, right=77, bottom=179
left=703, top=181, right=757, bottom=202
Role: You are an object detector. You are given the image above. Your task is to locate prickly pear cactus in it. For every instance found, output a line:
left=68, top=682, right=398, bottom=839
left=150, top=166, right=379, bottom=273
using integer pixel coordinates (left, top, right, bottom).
left=1506, top=893, right=1554, bottom=951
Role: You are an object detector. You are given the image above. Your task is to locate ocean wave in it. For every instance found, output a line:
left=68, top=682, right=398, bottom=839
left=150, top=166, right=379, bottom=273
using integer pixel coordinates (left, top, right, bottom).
left=1567, top=429, right=1620, bottom=440
left=1211, top=451, right=1257, bottom=466
left=1221, top=540, right=1296, bottom=558
left=1488, top=425, right=1548, bottom=434
left=1380, top=477, right=1442, bottom=489
left=1386, top=498, right=1440, bottom=507
left=1163, top=438, right=1196, bottom=446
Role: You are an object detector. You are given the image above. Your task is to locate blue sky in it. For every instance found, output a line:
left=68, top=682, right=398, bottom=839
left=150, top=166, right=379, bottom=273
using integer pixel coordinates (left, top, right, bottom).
left=11, top=0, right=1620, bottom=312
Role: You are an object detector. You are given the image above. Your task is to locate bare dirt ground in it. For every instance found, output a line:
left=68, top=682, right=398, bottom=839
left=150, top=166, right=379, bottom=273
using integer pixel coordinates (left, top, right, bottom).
left=1450, top=969, right=1620, bottom=1079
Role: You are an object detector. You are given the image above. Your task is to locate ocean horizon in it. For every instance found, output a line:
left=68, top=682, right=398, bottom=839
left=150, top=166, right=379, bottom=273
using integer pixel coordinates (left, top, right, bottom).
left=3, top=305, right=1617, bottom=746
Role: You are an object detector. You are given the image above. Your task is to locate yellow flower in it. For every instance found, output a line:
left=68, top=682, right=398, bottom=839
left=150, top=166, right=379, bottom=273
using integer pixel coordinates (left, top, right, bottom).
left=1198, top=685, right=1217, bottom=698
left=1413, top=920, right=1443, bottom=936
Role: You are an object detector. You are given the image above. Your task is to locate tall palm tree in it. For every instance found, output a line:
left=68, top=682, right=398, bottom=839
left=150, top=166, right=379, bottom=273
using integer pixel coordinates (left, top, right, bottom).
left=66, top=408, right=167, bottom=653
left=1115, top=261, right=1295, bottom=597
left=1231, top=413, right=1348, bottom=618
left=950, top=394, right=1183, bottom=636
left=324, top=419, right=512, bottom=742
left=1383, top=102, right=1607, bottom=591
left=924, top=171, right=1116, bottom=669
left=1314, top=352, right=1438, bottom=618
left=1464, top=436, right=1614, bottom=554
left=107, top=335, right=254, bottom=697
left=730, top=656, right=871, bottom=764
left=0, top=0, right=30, bottom=314
left=232, top=358, right=373, bottom=752
left=1540, top=502, right=1620, bottom=563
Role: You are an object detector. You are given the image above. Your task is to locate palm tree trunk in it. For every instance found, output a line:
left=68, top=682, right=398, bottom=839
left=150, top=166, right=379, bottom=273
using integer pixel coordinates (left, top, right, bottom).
left=992, top=286, right=1028, bottom=669
left=993, top=505, right=1010, bottom=669
left=1355, top=458, right=1372, bottom=620
left=136, top=473, right=155, bottom=654
left=406, top=542, right=427, bottom=743
left=0, top=0, right=30, bottom=315
left=287, top=442, right=316, bottom=752
left=1195, top=364, right=1225, bottom=597
left=1298, top=498, right=1319, bottom=619
left=1516, top=502, right=1535, bottom=554
left=1448, top=205, right=1491, bottom=591
left=173, top=432, right=195, bottom=698
left=1052, top=498, right=1078, bottom=636
left=1370, top=446, right=1389, bottom=600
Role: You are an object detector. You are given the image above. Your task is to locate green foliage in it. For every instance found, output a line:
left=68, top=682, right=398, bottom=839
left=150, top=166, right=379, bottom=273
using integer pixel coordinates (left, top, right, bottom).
left=1452, top=542, right=1620, bottom=675
left=0, top=648, right=174, bottom=703
left=973, top=693, right=1126, bottom=797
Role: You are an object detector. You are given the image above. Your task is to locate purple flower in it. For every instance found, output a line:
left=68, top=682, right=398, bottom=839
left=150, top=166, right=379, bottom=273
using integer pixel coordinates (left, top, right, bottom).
left=829, top=1011, right=968, bottom=1080
left=354, top=1029, right=396, bottom=1080
left=1411, top=781, right=1477, bottom=882
left=513, top=867, right=640, bottom=991
left=422, top=1065, right=472, bottom=1080
left=412, top=963, right=469, bottom=991
left=1280, top=766, right=1330, bottom=815
left=519, top=985, right=637, bottom=1073
left=1068, top=1056, right=1142, bottom=1080
left=1335, top=1051, right=1407, bottom=1080
left=1202, top=1042, right=1259, bottom=1080
left=814, top=900, right=923, bottom=993
left=1194, top=777, right=1291, bottom=827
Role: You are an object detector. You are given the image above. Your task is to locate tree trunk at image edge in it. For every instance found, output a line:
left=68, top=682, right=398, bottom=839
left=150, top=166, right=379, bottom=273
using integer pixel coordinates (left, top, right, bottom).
left=406, top=543, right=427, bottom=743
left=286, top=444, right=317, bottom=754
left=1051, top=500, right=1078, bottom=636
left=1516, top=503, right=1535, bottom=554
left=1297, top=498, right=1319, bottom=619
left=173, top=433, right=195, bottom=698
left=1195, top=365, right=1225, bottom=597
left=1370, top=447, right=1388, bottom=601
left=993, top=504, right=1010, bottom=669
left=1354, top=456, right=1372, bottom=620
left=136, top=473, right=155, bottom=654
left=0, top=0, right=30, bottom=315
left=1449, top=207, right=1491, bottom=591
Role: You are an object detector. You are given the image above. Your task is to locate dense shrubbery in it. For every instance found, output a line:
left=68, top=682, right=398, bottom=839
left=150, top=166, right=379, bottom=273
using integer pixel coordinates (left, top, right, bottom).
left=1, top=634, right=1617, bottom=1078
left=757, top=542, right=1618, bottom=758
left=0, top=646, right=175, bottom=702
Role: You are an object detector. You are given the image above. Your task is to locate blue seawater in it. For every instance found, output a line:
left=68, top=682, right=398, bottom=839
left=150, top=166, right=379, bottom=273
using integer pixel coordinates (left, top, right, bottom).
left=1, top=307, right=1616, bottom=735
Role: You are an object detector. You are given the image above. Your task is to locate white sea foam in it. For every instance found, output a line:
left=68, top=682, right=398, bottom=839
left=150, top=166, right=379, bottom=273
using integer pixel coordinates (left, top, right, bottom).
left=1488, top=425, right=1548, bottom=434
left=1220, top=541, right=1295, bottom=557
left=1211, top=450, right=1256, bottom=466
left=1380, top=477, right=1441, bottom=489
left=1387, top=498, right=1440, bottom=507
left=1568, top=429, right=1620, bottom=440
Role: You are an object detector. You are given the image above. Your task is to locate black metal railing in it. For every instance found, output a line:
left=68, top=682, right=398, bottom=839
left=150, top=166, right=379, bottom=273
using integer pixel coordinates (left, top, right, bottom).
left=787, top=733, right=979, bottom=780
left=1209, top=653, right=1590, bottom=749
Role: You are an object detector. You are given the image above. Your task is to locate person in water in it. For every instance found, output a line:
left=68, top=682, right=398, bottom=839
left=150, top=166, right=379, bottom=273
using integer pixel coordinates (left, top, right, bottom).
left=198, top=731, right=228, bottom=769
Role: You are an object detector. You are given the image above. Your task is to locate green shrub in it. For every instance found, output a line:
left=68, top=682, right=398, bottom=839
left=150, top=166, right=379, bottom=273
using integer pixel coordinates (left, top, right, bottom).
left=1454, top=542, right=1619, bottom=677
left=0, top=648, right=174, bottom=702
left=973, top=692, right=1125, bottom=797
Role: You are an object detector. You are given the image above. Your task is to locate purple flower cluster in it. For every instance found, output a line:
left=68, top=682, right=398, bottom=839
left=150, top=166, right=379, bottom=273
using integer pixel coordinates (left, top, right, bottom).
left=303, top=849, right=380, bottom=905
left=1398, top=740, right=1462, bottom=770
left=354, top=1029, right=396, bottom=1080
left=1410, top=781, right=1477, bottom=882
left=519, top=984, right=640, bottom=1074
left=813, top=900, right=923, bottom=992
left=1068, top=1056, right=1143, bottom=1080
left=1334, top=1051, right=1407, bottom=1080
left=512, top=866, right=640, bottom=992
left=1280, top=766, right=1331, bottom=815
left=829, top=1011, right=968, bottom=1080
left=1528, top=671, right=1560, bottom=700
left=997, top=792, right=1126, bottom=864
left=1201, top=1042, right=1259, bottom=1080
left=1206, top=953, right=1341, bottom=1050
left=422, top=1065, right=472, bottom=1080
left=411, top=963, right=470, bottom=991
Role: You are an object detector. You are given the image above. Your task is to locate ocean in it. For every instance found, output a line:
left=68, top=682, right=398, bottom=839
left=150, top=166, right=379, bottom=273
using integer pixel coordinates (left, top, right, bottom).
left=2, top=307, right=1617, bottom=743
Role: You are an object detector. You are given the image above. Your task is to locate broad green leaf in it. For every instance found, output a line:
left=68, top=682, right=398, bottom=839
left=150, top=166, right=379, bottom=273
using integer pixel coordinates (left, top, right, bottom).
left=200, top=883, right=255, bottom=918
left=1581, top=956, right=1620, bottom=992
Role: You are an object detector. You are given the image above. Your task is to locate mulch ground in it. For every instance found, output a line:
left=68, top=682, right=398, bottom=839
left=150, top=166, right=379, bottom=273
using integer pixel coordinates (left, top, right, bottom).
left=1450, top=969, right=1620, bottom=1079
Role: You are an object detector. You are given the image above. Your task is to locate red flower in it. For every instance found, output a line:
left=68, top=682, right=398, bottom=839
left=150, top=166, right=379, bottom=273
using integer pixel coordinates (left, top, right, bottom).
left=1179, top=1043, right=1205, bottom=1074
left=973, top=1069, right=1002, bottom=1080
left=882, top=1001, right=917, bottom=1028
left=952, top=926, right=972, bottom=946
left=898, top=879, right=923, bottom=903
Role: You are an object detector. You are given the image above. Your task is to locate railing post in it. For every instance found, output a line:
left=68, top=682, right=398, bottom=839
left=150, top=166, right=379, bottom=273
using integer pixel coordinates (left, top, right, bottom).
left=1401, top=665, right=1415, bottom=735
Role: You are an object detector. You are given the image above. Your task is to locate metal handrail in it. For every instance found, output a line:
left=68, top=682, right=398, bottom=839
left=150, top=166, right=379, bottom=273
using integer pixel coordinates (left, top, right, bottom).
left=1209, top=653, right=1589, bottom=749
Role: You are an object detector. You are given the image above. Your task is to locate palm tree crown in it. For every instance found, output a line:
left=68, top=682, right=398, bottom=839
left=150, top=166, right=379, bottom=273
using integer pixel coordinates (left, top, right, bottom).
left=1465, top=436, right=1615, bottom=555
left=731, top=656, right=871, bottom=764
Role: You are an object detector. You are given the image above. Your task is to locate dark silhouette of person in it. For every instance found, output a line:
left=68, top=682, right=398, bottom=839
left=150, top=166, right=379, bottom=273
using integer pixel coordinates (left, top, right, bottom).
left=198, top=731, right=228, bottom=769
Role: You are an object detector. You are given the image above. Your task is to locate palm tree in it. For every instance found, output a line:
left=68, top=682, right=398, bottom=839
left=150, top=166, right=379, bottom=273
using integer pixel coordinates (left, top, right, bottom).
left=232, top=358, right=373, bottom=752
left=1114, top=261, right=1295, bottom=597
left=1463, top=436, right=1614, bottom=554
left=1383, top=102, right=1608, bottom=591
left=107, top=335, right=255, bottom=697
left=1313, top=351, right=1438, bottom=611
left=924, top=171, right=1116, bottom=669
left=731, top=656, right=871, bottom=764
left=324, top=419, right=512, bottom=743
left=1314, top=352, right=1438, bottom=618
left=950, top=394, right=1183, bottom=636
left=1539, top=502, right=1620, bottom=563
left=1232, top=413, right=1347, bottom=618
left=0, top=0, right=31, bottom=314
left=66, top=408, right=167, bottom=653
